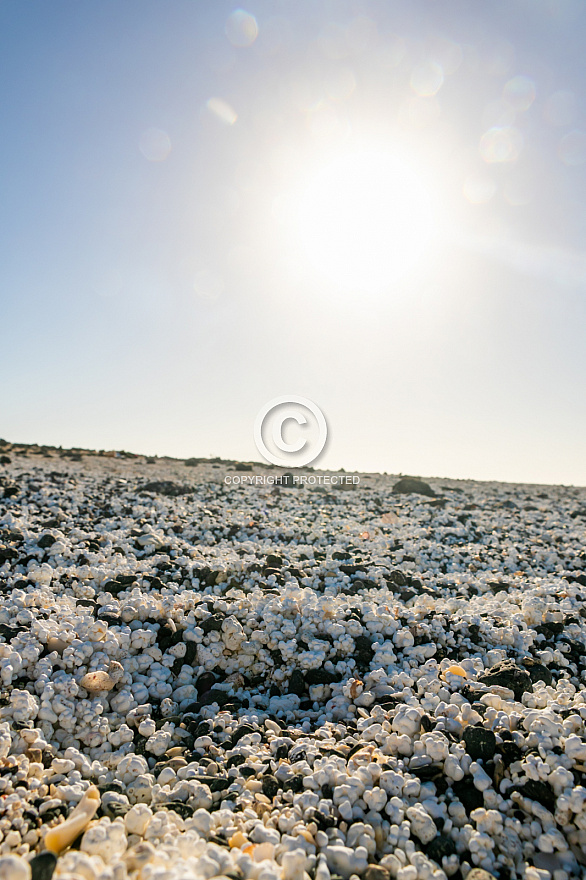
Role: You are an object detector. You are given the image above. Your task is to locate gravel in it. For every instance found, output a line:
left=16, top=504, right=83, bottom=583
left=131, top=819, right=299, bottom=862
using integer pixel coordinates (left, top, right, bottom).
left=0, top=441, right=585, bottom=880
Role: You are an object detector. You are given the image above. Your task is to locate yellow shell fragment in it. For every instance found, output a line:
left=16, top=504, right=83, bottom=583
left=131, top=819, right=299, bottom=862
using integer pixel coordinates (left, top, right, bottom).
left=44, top=786, right=101, bottom=854
left=80, top=671, right=115, bottom=692
left=445, top=665, right=467, bottom=678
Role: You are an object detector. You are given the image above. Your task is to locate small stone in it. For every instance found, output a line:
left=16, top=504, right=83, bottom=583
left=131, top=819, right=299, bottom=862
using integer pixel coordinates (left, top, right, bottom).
left=287, top=670, right=306, bottom=696
left=363, top=866, right=391, bottom=880
left=452, top=777, right=484, bottom=812
left=477, top=659, right=533, bottom=701
left=463, top=726, right=497, bottom=761
left=262, top=775, right=279, bottom=799
left=29, top=853, right=57, bottom=880
left=522, top=659, right=553, bottom=686
left=80, top=671, right=115, bottom=692
left=392, top=477, right=435, bottom=497
left=0, top=856, right=31, bottom=880
left=466, top=871, right=497, bottom=880
left=231, top=723, right=256, bottom=746
left=424, top=835, right=457, bottom=864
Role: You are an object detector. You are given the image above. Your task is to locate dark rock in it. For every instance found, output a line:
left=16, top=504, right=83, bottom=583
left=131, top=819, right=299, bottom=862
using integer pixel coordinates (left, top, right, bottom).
left=522, top=659, right=553, bottom=686
left=200, top=689, right=232, bottom=708
left=141, top=481, right=192, bottom=497
left=262, top=775, right=280, bottom=799
left=411, top=763, right=444, bottom=780
left=101, top=802, right=129, bottom=819
left=209, top=777, right=231, bottom=792
left=201, top=614, right=224, bottom=634
left=156, top=622, right=183, bottom=652
left=38, top=534, right=56, bottom=549
left=283, top=775, right=304, bottom=792
left=452, top=777, right=484, bottom=812
left=313, top=809, right=336, bottom=830
left=421, top=714, right=434, bottom=732
left=488, top=581, right=509, bottom=594
left=353, top=635, right=375, bottom=665
left=305, top=669, right=340, bottom=686
left=514, top=779, right=556, bottom=812
left=195, top=672, right=217, bottom=695
left=387, top=570, right=408, bottom=587
left=227, top=754, right=246, bottom=769
left=287, top=670, right=306, bottom=696
left=340, top=563, right=367, bottom=575
left=30, top=852, right=57, bottom=880
left=231, top=724, right=256, bottom=746
left=392, top=477, right=435, bottom=497
left=463, top=726, right=497, bottom=761
left=424, top=834, right=457, bottom=864
left=477, top=659, right=533, bottom=701
left=159, top=801, right=194, bottom=818
left=265, top=554, right=283, bottom=568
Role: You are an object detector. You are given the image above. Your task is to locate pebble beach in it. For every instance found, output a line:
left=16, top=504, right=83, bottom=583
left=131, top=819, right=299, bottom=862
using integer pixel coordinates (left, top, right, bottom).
left=1, top=442, right=585, bottom=880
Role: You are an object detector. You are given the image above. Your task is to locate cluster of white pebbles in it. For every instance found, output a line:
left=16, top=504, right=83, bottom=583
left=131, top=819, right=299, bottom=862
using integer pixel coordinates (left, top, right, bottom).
left=0, top=442, right=585, bottom=880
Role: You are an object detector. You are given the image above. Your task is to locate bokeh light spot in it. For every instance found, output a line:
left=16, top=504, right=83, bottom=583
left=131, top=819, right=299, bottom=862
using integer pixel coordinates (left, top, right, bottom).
left=206, top=97, right=238, bottom=126
left=138, top=128, right=172, bottom=162
left=503, top=75, right=536, bottom=112
left=480, top=126, right=523, bottom=163
left=463, top=175, right=496, bottom=205
left=410, top=61, right=444, bottom=97
left=558, top=130, right=586, bottom=166
left=225, top=9, right=258, bottom=47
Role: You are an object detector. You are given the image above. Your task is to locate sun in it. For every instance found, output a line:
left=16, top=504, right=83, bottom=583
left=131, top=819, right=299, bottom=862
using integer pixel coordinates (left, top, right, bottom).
left=295, top=149, right=435, bottom=290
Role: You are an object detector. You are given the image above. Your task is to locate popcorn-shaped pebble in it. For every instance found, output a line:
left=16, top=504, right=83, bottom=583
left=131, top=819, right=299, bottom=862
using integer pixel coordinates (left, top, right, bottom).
left=222, top=616, right=245, bottom=650
left=421, top=732, right=449, bottom=762
left=10, top=690, right=39, bottom=724
left=392, top=705, right=422, bottom=736
left=190, top=808, right=213, bottom=836
left=124, top=803, right=153, bottom=836
left=385, top=796, right=405, bottom=825
left=54, top=850, right=104, bottom=880
left=117, top=753, right=149, bottom=784
left=0, top=856, right=31, bottom=880
left=363, top=787, right=387, bottom=812
left=81, top=817, right=127, bottom=859
left=323, top=845, right=368, bottom=879
left=145, top=730, right=172, bottom=756
left=470, top=762, right=492, bottom=791
left=138, top=718, right=156, bottom=738
left=189, top=782, right=213, bottom=810
left=564, top=734, right=586, bottom=762
left=406, top=804, right=436, bottom=844
left=126, top=774, right=153, bottom=804
left=444, top=755, right=464, bottom=782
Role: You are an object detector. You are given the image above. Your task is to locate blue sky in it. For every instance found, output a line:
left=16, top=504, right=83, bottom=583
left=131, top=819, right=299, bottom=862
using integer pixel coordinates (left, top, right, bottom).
left=1, top=0, right=585, bottom=484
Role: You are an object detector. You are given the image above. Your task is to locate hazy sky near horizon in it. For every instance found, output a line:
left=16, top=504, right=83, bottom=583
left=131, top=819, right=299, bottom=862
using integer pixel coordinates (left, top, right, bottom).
left=1, top=0, right=586, bottom=485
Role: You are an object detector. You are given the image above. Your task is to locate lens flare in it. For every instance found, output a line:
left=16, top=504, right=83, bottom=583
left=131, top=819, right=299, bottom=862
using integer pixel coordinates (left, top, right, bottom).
left=295, top=150, right=435, bottom=289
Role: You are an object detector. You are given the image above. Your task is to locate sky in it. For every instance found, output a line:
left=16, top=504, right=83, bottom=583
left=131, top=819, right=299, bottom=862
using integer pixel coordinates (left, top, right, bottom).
left=1, top=0, right=585, bottom=485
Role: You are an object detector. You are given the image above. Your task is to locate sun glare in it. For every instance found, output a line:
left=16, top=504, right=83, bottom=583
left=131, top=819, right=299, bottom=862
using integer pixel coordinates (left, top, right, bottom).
left=295, top=150, right=435, bottom=290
